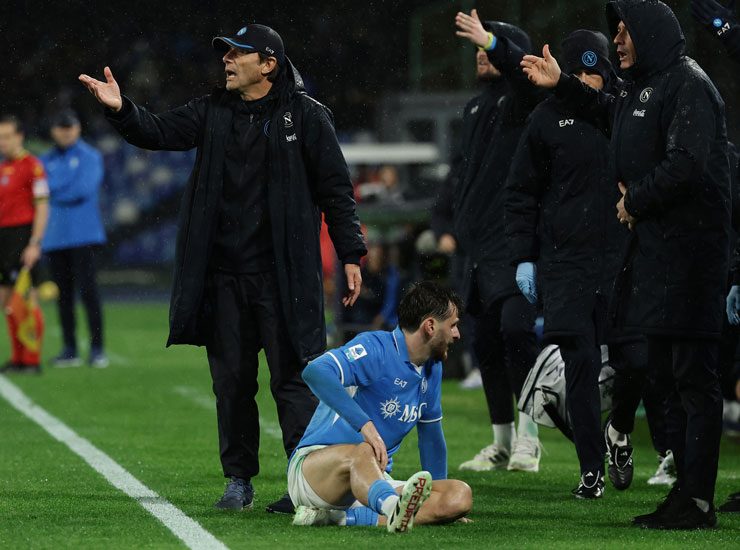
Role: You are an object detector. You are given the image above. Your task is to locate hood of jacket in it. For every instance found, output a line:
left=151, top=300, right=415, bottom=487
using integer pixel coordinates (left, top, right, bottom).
left=606, top=0, right=685, bottom=79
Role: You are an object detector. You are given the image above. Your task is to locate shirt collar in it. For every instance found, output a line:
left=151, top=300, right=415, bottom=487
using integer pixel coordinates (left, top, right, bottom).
left=391, top=326, right=410, bottom=364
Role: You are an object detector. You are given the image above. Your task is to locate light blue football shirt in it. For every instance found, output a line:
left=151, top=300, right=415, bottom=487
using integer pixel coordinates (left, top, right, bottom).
left=295, top=326, right=443, bottom=466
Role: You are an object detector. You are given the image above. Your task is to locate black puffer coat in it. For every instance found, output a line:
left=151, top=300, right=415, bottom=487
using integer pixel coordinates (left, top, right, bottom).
left=106, top=59, right=366, bottom=361
left=506, top=93, right=626, bottom=338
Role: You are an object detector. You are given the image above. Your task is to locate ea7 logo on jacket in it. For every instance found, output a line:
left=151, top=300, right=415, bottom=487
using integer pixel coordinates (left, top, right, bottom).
left=559, top=119, right=574, bottom=127
left=639, top=87, right=653, bottom=103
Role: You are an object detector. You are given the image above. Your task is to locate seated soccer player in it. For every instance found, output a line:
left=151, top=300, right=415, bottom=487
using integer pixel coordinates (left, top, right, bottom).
left=288, top=281, right=472, bottom=532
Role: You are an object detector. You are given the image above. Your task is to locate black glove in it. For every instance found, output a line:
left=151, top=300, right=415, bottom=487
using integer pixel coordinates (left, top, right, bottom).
left=691, top=0, right=737, bottom=39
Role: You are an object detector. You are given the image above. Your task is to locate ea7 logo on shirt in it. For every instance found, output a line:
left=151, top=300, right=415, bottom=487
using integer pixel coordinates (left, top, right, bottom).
left=633, top=109, right=646, bottom=118
left=639, top=87, right=653, bottom=103
left=559, top=119, right=574, bottom=127
left=344, top=344, right=367, bottom=362
left=394, top=378, right=408, bottom=388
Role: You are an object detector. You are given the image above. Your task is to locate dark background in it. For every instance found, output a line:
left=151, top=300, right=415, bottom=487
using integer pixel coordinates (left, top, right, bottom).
left=1, top=0, right=737, bottom=141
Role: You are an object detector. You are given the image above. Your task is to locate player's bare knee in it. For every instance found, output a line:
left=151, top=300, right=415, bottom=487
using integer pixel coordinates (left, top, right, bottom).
left=349, top=442, right=375, bottom=468
left=438, top=480, right=472, bottom=520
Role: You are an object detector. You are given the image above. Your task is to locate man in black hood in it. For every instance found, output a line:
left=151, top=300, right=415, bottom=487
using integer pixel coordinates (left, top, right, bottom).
left=452, top=10, right=544, bottom=473
left=522, top=0, right=731, bottom=529
left=80, top=23, right=366, bottom=514
left=507, top=29, right=622, bottom=498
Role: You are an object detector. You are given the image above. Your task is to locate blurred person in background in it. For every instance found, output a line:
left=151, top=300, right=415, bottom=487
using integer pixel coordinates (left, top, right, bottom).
left=341, top=238, right=400, bottom=341
left=79, top=23, right=366, bottom=515
left=41, top=109, right=108, bottom=369
left=452, top=10, right=544, bottom=473
left=0, top=115, right=49, bottom=374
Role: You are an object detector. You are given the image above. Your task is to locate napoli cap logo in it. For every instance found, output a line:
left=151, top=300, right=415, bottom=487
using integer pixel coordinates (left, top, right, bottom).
left=581, top=51, right=597, bottom=68
left=639, top=87, right=653, bottom=103
left=713, top=18, right=723, bottom=28
left=237, top=26, right=247, bottom=36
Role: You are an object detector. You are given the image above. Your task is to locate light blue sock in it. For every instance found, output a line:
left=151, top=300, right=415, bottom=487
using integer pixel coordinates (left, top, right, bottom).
left=367, top=479, right=396, bottom=515
left=345, top=506, right=379, bottom=526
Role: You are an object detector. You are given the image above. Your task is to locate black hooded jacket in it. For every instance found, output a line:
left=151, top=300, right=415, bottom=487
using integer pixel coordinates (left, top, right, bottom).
left=506, top=31, right=628, bottom=339
left=452, top=25, right=545, bottom=311
left=554, top=0, right=732, bottom=338
left=105, top=59, right=366, bottom=361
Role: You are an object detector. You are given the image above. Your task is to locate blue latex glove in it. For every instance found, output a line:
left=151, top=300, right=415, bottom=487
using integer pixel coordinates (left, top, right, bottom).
left=726, top=285, right=740, bottom=325
left=516, top=262, right=538, bottom=304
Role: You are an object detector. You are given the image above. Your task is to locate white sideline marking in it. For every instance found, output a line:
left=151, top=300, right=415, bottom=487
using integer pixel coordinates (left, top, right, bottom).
left=0, top=375, right=228, bottom=550
left=172, top=385, right=283, bottom=440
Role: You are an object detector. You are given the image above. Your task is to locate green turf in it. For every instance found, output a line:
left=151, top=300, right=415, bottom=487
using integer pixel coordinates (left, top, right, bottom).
left=1, top=302, right=738, bottom=548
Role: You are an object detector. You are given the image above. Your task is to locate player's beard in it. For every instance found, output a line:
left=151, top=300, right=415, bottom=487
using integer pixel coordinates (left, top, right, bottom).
left=430, top=335, right=450, bottom=362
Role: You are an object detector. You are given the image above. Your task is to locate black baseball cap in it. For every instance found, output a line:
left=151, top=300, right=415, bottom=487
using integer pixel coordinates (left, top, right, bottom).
left=212, top=24, right=285, bottom=64
left=50, top=109, right=80, bottom=128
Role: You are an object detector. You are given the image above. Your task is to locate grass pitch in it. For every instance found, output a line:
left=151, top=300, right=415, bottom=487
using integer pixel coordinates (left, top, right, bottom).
left=0, top=302, right=738, bottom=548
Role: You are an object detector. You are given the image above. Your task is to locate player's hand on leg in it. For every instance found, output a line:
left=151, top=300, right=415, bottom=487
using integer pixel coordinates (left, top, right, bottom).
left=521, top=44, right=562, bottom=88
left=78, top=66, right=123, bottom=112
left=342, top=263, right=362, bottom=307
left=360, top=421, right=388, bottom=471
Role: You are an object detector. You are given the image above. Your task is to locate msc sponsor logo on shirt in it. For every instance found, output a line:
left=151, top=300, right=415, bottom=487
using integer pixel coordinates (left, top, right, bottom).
left=399, top=403, right=427, bottom=423
left=344, top=344, right=367, bottom=361
left=379, top=398, right=427, bottom=423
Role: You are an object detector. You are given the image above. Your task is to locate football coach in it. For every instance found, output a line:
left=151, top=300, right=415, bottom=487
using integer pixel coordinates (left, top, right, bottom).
left=80, top=23, right=366, bottom=514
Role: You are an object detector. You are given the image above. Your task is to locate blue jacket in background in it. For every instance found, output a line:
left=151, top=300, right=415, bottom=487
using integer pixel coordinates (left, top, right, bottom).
left=41, top=139, right=106, bottom=252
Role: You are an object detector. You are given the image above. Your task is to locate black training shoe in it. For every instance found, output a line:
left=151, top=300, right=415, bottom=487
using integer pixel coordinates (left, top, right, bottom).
left=632, top=484, right=682, bottom=526
left=718, top=491, right=740, bottom=513
left=642, top=494, right=717, bottom=530
left=1, top=362, right=41, bottom=375
left=604, top=420, right=633, bottom=490
left=0, top=360, right=20, bottom=373
left=265, top=492, right=294, bottom=514
left=214, top=477, right=254, bottom=511
left=572, top=471, right=605, bottom=499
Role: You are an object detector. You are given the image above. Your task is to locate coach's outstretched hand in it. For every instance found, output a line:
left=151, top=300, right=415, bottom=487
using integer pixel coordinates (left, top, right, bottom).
left=78, top=67, right=123, bottom=112
left=361, top=421, right=388, bottom=471
left=521, top=45, right=562, bottom=88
